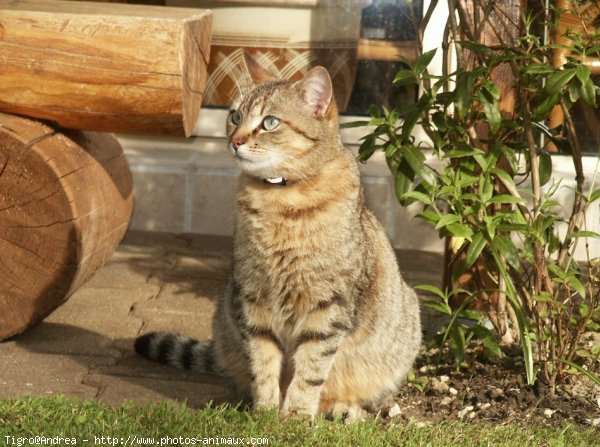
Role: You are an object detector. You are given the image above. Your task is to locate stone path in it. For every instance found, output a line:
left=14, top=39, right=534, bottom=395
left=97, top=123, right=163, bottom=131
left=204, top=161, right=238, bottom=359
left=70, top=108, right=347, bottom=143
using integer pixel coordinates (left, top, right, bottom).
left=0, top=231, right=443, bottom=408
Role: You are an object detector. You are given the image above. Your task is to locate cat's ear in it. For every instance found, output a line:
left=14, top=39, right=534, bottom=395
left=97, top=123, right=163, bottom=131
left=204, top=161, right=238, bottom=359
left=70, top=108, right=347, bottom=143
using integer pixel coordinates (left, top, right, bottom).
left=242, top=51, right=278, bottom=84
left=296, top=67, right=333, bottom=117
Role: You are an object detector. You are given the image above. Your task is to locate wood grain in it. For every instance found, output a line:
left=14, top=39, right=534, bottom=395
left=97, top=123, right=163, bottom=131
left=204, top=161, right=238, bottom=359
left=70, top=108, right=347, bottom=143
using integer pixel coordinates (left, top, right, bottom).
left=0, top=112, right=134, bottom=340
left=357, top=38, right=417, bottom=62
left=0, top=0, right=212, bottom=136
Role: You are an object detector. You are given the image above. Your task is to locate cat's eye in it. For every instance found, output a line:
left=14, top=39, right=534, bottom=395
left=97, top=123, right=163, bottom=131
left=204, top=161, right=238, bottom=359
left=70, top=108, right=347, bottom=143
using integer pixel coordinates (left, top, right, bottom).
left=262, top=116, right=280, bottom=131
left=230, top=110, right=242, bottom=126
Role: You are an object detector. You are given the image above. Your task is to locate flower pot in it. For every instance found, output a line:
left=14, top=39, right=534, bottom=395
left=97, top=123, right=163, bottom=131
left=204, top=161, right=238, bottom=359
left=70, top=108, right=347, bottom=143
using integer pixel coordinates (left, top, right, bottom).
left=167, top=0, right=371, bottom=111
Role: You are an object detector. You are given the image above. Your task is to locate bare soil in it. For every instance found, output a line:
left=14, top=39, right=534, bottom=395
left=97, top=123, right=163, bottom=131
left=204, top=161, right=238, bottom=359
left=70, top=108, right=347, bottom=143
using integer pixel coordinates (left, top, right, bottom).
left=389, top=344, right=600, bottom=428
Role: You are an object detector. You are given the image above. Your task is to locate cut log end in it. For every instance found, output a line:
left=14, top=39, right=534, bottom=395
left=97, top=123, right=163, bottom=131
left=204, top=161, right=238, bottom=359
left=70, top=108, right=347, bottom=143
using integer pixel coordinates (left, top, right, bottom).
left=0, top=113, right=133, bottom=340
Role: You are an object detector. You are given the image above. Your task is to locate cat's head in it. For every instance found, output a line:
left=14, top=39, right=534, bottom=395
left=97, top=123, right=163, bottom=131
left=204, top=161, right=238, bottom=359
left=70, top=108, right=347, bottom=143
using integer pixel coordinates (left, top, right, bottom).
left=226, top=52, right=340, bottom=182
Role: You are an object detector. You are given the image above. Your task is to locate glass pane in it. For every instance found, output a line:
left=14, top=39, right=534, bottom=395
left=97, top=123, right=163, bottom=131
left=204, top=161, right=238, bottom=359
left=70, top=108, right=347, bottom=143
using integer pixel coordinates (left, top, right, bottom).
left=346, top=0, right=423, bottom=115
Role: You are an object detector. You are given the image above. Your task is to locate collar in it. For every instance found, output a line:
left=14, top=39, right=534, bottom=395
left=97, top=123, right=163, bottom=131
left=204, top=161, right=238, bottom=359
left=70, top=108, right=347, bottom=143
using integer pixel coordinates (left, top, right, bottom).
left=262, top=177, right=287, bottom=186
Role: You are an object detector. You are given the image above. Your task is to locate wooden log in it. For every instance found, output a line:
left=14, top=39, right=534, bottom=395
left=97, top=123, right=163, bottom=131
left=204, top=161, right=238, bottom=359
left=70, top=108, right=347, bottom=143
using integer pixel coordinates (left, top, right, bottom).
left=0, top=0, right=212, bottom=137
left=0, top=112, right=134, bottom=340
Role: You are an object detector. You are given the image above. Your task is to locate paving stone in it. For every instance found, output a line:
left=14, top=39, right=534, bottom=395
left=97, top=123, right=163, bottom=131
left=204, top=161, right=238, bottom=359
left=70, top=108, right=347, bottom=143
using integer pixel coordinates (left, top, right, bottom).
left=186, top=234, right=234, bottom=254
left=84, top=259, right=153, bottom=289
left=87, top=373, right=235, bottom=408
left=0, top=345, right=109, bottom=399
left=122, top=230, right=192, bottom=251
left=96, top=352, right=221, bottom=384
left=132, top=283, right=218, bottom=342
left=2, top=229, right=445, bottom=407
left=13, top=322, right=124, bottom=357
left=14, top=286, right=157, bottom=356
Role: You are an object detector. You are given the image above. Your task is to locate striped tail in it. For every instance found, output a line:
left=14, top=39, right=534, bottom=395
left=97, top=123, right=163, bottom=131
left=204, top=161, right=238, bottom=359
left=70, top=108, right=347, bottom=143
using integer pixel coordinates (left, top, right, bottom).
left=134, top=332, right=222, bottom=374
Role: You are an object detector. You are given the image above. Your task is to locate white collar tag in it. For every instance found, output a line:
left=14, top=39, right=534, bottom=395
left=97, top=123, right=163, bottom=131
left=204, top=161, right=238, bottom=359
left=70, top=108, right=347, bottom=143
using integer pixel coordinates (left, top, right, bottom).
left=263, top=177, right=287, bottom=186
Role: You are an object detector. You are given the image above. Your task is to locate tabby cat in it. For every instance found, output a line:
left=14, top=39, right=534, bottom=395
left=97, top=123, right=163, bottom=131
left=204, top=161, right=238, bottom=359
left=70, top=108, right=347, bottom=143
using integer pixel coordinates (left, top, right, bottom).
left=135, top=53, right=422, bottom=421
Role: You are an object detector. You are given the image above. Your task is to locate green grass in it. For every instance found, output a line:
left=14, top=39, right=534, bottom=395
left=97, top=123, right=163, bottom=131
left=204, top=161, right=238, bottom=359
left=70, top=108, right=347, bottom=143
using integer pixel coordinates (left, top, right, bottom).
left=0, top=396, right=597, bottom=447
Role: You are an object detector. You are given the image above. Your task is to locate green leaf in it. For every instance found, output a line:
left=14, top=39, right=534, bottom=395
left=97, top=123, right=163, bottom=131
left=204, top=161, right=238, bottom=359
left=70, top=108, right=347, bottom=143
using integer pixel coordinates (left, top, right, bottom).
left=567, top=275, right=586, bottom=299
left=488, top=194, right=525, bottom=204
left=478, top=87, right=501, bottom=134
left=535, top=93, right=560, bottom=117
left=575, top=63, right=590, bottom=85
left=431, top=111, right=447, bottom=131
left=357, top=136, right=376, bottom=162
left=393, top=69, right=417, bottom=86
left=394, top=159, right=414, bottom=204
left=423, top=300, right=452, bottom=315
left=570, top=230, right=600, bottom=239
left=340, top=120, right=370, bottom=129
left=524, top=63, right=556, bottom=75
left=401, top=95, right=431, bottom=142
left=579, top=303, right=590, bottom=318
left=455, top=71, right=476, bottom=120
left=446, top=223, right=473, bottom=239
left=539, top=151, right=553, bottom=186
left=448, top=324, right=466, bottom=369
left=414, top=48, right=437, bottom=75
left=545, top=68, right=577, bottom=95
left=384, top=143, right=398, bottom=158
left=532, top=292, right=553, bottom=302
left=399, top=145, right=435, bottom=184
left=415, top=284, right=447, bottom=300
left=416, top=210, right=440, bottom=224
left=456, top=40, right=492, bottom=55
left=575, top=64, right=596, bottom=106
left=470, top=325, right=502, bottom=358
left=480, top=176, right=494, bottom=203
left=489, top=248, right=537, bottom=385
left=588, top=189, right=600, bottom=203
left=368, top=104, right=380, bottom=119
left=494, top=235, right=521, bottom=271
left=435, top=214, right=461, bottom=231
left=444, top=146, right=486, bottom=159
left=580, top=77, right=597, bottom=106
left=557, top=359, right=600, bottom=387
left=465, top=232, right=487, bottom=269
left=402, top=190, right=433, bottom=205
left=490, top=167, right=517, bottom=189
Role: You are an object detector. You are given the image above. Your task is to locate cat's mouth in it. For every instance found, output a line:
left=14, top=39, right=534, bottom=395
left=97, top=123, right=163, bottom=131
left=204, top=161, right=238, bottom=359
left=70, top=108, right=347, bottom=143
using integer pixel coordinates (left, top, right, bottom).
left=231, top=146, right=284, bottom=179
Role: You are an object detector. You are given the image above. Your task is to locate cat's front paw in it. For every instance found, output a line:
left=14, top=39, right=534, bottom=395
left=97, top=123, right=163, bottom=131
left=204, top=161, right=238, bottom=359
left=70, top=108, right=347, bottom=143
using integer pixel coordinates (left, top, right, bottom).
left=253, top=398, right=279, bottom=412
left=280, top=401, right=318, bottom=421
left=252, top=385, right=280, bottom=411
left=330, top=402, right=367, bottom=424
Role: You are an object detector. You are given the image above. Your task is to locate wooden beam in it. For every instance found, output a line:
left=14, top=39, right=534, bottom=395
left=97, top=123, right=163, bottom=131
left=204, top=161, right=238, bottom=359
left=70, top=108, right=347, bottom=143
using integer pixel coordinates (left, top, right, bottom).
left=0, top=112, right=134, bottom=340
left=357, top=38, right=418, bottom=63
left=0, top=0, right=212, bottom=136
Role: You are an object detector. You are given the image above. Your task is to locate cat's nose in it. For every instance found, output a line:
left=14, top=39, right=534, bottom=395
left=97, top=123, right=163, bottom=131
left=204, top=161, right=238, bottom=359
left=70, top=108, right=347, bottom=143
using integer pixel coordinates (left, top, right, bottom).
left=231, top=136, right=246, bottom=151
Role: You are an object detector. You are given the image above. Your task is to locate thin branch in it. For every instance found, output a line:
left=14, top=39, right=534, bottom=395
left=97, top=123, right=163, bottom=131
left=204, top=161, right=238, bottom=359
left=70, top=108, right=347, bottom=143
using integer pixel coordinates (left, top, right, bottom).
left=455, top=0, right=477, bottom=42
left=557, top=97, right=586, bottom=270
left=421, top=0, right=440, bottom=33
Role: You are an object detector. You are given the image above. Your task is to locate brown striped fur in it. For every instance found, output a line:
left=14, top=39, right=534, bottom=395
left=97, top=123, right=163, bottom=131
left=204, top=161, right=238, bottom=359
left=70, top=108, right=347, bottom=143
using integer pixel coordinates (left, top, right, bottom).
left=135, top=53, right=421, bottom=421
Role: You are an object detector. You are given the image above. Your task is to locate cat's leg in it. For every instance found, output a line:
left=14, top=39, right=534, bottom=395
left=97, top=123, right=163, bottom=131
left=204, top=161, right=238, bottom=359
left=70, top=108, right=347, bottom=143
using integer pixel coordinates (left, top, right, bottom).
left=243, top=328, right=284, bottom=410
left=238, top=296, right=285, bottom=410
left=281, top=319, right=348, bottom=418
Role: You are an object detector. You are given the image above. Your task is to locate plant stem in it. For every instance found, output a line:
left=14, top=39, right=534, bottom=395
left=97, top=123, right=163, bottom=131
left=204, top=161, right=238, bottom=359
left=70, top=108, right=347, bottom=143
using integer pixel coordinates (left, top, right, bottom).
left=557, top=98, right=586, bottom=271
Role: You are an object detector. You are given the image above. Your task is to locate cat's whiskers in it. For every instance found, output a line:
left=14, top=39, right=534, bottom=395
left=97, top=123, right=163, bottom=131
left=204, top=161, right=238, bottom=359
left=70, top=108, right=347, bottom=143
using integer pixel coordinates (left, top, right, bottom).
left=261, top=152, right=317, bottom=186
left=257, top=147, right=319, bottom=185
left=277, top=160, right=314, bottom=186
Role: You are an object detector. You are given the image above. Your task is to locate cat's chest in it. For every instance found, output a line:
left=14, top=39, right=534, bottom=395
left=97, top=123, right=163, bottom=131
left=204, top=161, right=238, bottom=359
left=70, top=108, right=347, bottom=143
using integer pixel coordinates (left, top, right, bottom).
left=234, top=210, right=348, bottom=314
